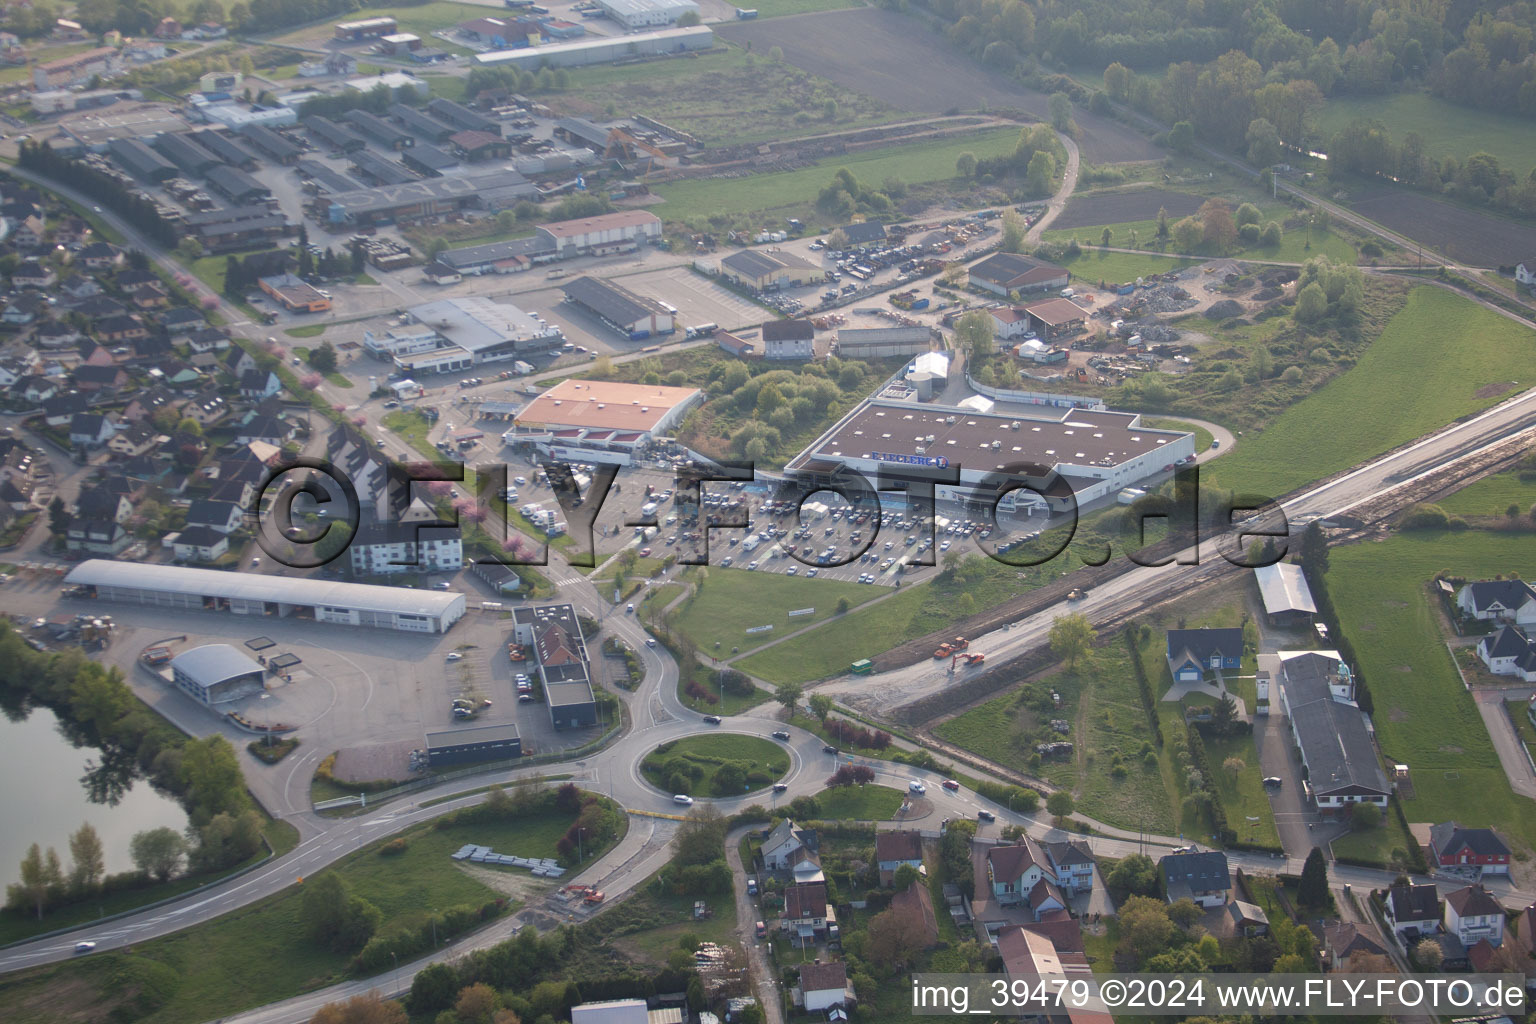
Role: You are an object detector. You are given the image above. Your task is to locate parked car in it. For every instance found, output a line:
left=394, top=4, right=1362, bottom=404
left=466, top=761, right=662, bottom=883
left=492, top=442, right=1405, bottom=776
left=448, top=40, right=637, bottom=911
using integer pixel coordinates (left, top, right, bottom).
left=445, top=652, right=463, bottom=662
left=1263, top=776, right=1283, bottom=788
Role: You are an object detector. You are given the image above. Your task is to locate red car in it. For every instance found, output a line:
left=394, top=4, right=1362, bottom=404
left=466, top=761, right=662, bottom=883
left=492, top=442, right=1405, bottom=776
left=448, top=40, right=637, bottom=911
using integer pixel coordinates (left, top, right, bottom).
left=941, top=779, right=960, bottom=792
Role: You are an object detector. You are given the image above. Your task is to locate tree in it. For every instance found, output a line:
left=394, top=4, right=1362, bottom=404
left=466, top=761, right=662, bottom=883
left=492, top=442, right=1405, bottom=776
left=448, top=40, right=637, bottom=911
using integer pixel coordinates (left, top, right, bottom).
left=1118, top=894, right=1175, bottom=962
left=408, top=962, right=461, bottom=1016
left=48, top=494, right=70, bottom=535
left=1046, top=791, right=1074, bottom=818
left=1025, top=150, right=1055, bottom=196
left=954, top=310, right=996, bottom=364
left=775, top=681, right=803, bottom=714
left=999, top=209, right=1026, bottom=253
left=892, top=863, right=921, bottom=890
left=1351, top=802, right=1381, bottom=828
left=808, top=693, right=834, bottom=722
left=827, top=228, right=849, bottom=250
left=866, top=899, right=926, bottom=968
left=955, top=151, right=977, bottom=178
left=714, top=763, right=745, bottom=794
left=1199, top=199, right=1237, bottom=251
left=308, top=342, right=337, bottom=373
left=10, top=843, right=63, bottom=919
left=455, top=982, right=502, bottom=1024
left=677, top=9, right=700, bottom=25
left=1294, top=281, right=1328, bottom=323
left=1298, top=846, right=1329, bottom=907
left=310, top=993, right=408, bottom=1024
left=1260, top=221, right=1282, bottom=247
left=1245, top=117, right=1283, bottom=168
left=1172, top=216, right=1203, bottom=252
left=1048, top=91, right=1073, bottom=132
left=1167, top=120, right=1195, bottom=153
left=1103, top=62, right=1132, bottom=102
left=673, top=805, right=727, bottom=867
left=131, top=827, right=187, bottom=882
left=1106, top=853, right=1158, bottom=895
left=823, top=98, right=838, bottom=120
left=1222, top=756, right=1245, bottom=779
left=68, top=823, right=105, bottom=895
left=1412, top=936, right=1443, bottom=971
left=1049, top=613, right=1095, bottom=671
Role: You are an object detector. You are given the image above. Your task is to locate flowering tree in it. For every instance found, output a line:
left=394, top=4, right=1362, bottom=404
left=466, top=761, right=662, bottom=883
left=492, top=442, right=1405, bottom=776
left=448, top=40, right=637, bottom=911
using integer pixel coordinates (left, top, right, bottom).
left=301, top=374, right=323, bottom=390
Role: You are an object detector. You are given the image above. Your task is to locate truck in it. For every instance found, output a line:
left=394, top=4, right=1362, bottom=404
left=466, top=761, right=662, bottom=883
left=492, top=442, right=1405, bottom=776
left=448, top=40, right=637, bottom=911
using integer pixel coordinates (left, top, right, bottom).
left=736, top=6, right=758, bottom=17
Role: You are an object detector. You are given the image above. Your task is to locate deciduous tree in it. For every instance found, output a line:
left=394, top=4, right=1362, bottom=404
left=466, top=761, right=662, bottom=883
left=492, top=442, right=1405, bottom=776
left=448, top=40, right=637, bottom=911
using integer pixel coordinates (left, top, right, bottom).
left=130, top=827, right=186, bottom=883
left=68, top=823, right=105, bottom=895
left=1049, top=613, right=1095, bottom=671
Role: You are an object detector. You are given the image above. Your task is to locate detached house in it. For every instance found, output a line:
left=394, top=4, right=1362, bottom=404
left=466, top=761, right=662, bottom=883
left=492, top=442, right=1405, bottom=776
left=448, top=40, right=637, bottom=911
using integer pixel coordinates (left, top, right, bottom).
left=762, top=819, right=818, bottom=871
left=1384, top=882, right=1442, bottom=943
left=78, top=242, right=124, bottom=270
left=95, top=314, right=149, bottom=343
left=1159, top=849, right=1230, bottom=907
left=1430, top=823, right=1512, bottom=876
left=65, top=519, right=129, bottom=555
left=69, top=412, right=116, bottom=448
left=1042, top=837, right=1094, bottom=895
left=798, top=961, right=851, bottom=1013
left=42, top=392, right=89, bottom=427
left=1478, top=626, right=1536, bottom=681
left=1459, top=579, right=1536, bottom=625
left=1445, top=884, right=1505, bottom=948
left=35, top=322, right=82, bottom=348
left=187, top=327, right=230, bottom=353
left=1166, top=627, right=1245, bottom=682
left=184, top=391, right=228, bottom=426
left=105, top=423, right=158, bottom=457
left=780, top=880, right=835, bottom=946
left=223, top=346, right=256, bottom=379
left=14, top=375, right=56, bottom=404
left=875, top=830, right=924, bottom=887
left=73, top=363, right=129, bottom=391
left=239, top=369, right=281, bottom=400
left=185, top=499, right=244, bottom=535
left=983, top=837, right=1066, bottom=920
left=171, top=523, right=229, bottom=563
left=1322, top=921, right=1387, bottom=970
left=59, top=274, right=102, bottom=303
left=76, top=483, right=134, bottom=524
left=12, top=259, right=55, bottom=289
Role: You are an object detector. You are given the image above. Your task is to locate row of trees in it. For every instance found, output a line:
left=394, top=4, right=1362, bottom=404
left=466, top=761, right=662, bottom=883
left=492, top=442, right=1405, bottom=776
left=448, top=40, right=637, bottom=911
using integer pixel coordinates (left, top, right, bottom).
left=1327, top=119, right=1536, bottom=215
left=17, top=141, right=178, bottom=249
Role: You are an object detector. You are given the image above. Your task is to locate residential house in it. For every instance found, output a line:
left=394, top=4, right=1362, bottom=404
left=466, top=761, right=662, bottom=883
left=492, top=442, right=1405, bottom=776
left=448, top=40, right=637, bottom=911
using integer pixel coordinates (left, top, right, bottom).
left=12, top=214, right=44, bottom=250
left=95, top=314, right=150, bottom=343
left=983, top=837, right=1065, bottom=919
left=785, top=845, right=825, bottom=884
left=1321, top=921, right=1387, bottom=970
left=78, top=242, right=125, bottom=270
left=239, top=369, right=281, bottom=401
left=1429, top=822, right=1512, bottom=876
left=996, top=926, right=1104, bottom=1024
left=1478, top=626, right=1536, bottom=681
left=1, top=294, right=46, bottom=326
left=1444, top=885, right=1505, bottom=948
left=1457, top=579, right=1536, bottom=626
left=123, top=388, right=177, bottom=423
left=105, top=424, right=158, bottom=458
left=13, top=260, right=56, bottom=289
left=161, top=307, right=205, bottom=335
left=780, top=881, right=834, bottom=946
left=74, top=296, right=127, bottom=320
left=187, top=327, right=230, bottom=353
left=184, top=391, right=228, bottom=426
left=223, top=346, right=257, bottom=379
left=1158, top=849, right=1230, bottom=907
left=186, top=499, right=244, bottom=535
left=65, top=518, right=129, bottom=555
left=875, top=830, right=924, bottom=887
left=762, top=819, right=818, bottom=871
left=75, top=484, right=133, bottom=524
left=889, top=879, right=940, bottom=949
left=798, top=961, right=851, bottom=1013
left=42, top=392, right=89, bottom=427
left=1277, top=650, right=1391, bottom=812
left=1384, top=883, right=1441, bottom=943
left=69, top=412, right=116, bottom=448
left=59, top=274, right=102, bottom=303
left=1165, top=627, right=1245, bottom=682
left=1227, top=899, right=1270, bottom=938
left=1517, top=258, right=1536, bottom=293
left=234, top=414, right=294, bottom=446
left=347, top=519, right=463, bottom=575
left=73, top=364, right=129, bottom=392
left=131, top=283, right=169, bottom=310
left=171, top=524, right=229, bottom=562
left=760, top=318, right=815, bottom=361
left=989, top=305, right=1034, bottom=340
left=35, top=322, right=82, bottom=348
left=1041, top=837, right=1094, bottom=895
left=14, top=375, right=56, bottom=404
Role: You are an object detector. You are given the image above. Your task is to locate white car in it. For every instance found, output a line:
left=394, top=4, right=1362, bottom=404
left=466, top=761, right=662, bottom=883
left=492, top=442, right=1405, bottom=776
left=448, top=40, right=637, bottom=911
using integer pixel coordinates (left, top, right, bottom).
left=806, top=568, right=819, bottom=577
left=673, top=794, right=694, bottom=806
left=908, top=781, right=927, bottom=795
left=445, top=652, right=463, bottom=662
left=74, top=941, right=96, bottom=954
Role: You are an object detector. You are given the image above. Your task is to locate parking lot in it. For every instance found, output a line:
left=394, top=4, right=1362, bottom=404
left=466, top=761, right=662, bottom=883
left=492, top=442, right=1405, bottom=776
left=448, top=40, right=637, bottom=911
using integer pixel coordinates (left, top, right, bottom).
left=618, top=265, right=765, bottom=332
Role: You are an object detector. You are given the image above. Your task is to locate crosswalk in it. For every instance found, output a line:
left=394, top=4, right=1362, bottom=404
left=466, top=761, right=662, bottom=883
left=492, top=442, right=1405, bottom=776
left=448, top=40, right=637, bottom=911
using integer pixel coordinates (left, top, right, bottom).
left=554, top=576, right=585, bottom=587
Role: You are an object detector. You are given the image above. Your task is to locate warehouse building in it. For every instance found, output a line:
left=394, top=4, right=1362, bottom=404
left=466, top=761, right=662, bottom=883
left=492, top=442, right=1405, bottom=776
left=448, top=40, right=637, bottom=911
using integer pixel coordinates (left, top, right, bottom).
left=505, top=378, right=702, bottom=463
left=260, top=273, right=331, bottom=312
left=969, top=252, right=1070, bottom=297
left=719, top=249, right=822, bottom=291
left=170, top=644, right=267, bottom=706
left=334, top=17, right=397, bottom=42
left=304, top=115, right=367, bottom=154
left=347, top=72, right=430, bottom=99
left=240, top=123, right=301, bottom=163
left=349, top=148, right=420, bottom=186
left=297, top=159, right=362, bottom=194
left=402, top=143, right=458, bottom=176
left=344, top=108, right=414, bottom=149
left=153, top=131, right=220, bottom=177
left=199, top=102, right=297, bottom=131
left=425, top=722, right=522, bottom=767
left=185, top=205, right=292, bottom=252
left=437, top=236, right=545, bottom=274
left=595, top=0, right=699, bottom=29
left=1021, top=297, right=1089, bottom=340
left=428, top=97, right=501, bottom=136
left=366, top=296, right=564, bottom=373
left=514, top=604, right=598, bottom=731
left=474, top=25, right=713, bottom=71
left=390, top=102, right=454, bottom=143
left=108, top=137, right=178, bottom=183
left=191, top=129, right=259, bottom=169
left=561, top=276, right=674, bottom=339
left=321, top=168, right=537, bottom=227
left=834, top=325, right=935, bottom=358
left=450, top=129, right=512, bottom=162
left=206, top=164, right=272, bottom=205
left=536, top=209, right=662, bottom=258
left=65, top=560, right=467, bottom=632
left=785, top=400, right=1195, bottom=512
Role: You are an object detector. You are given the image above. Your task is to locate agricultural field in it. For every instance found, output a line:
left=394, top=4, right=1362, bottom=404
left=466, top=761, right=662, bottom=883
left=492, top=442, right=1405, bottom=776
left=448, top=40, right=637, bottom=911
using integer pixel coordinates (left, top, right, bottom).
left=650, top=126, right=1021, bottom=225
left=553, top=46, right=898, bottom=148
left=1341, top=185, right=1536, bottom=268
left=668, top=567, right=880, bottom=655
left=719, top=8, right=1161, bottom=163
left=735, top=0, right=859, bottom=16
left=1207, top=287, right=1535, bottom=500
left=640, top=734, right=789, bottom=797
left=1439, top=468, right=1536, bottom=518
left=1327, top=530, right=1536, bottom=847
left=1314, top=91, right=1536, bottom=178
left=1050, top=189, right=1207, bottom=231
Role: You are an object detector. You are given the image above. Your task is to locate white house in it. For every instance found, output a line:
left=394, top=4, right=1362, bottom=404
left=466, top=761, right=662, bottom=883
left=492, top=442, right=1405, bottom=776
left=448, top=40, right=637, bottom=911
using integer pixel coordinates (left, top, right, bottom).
left=347, top=520, right=463, bottom=576
left=1517, top=259, right=1536, bottom=293
left=171, top=524, right=230, bottom=562
left=1159, top=850, right=1230, bottom=907
left=69, top=412, right=116, bottom=448
left=1457, top=579, right=1536, bottom=626
left=185, top=499, right=245, bottom=535
left=1444, top=884, right=1505, bottom=948
left=1478, top=625, right=1536, bottom=681
left=989, top=305, right=1034, bottom=340
left=799, top=961, right=851, bottom=1013
left=1042, top=837, right=1095, bottom=895
left=761, top=819, right=817, bottom=871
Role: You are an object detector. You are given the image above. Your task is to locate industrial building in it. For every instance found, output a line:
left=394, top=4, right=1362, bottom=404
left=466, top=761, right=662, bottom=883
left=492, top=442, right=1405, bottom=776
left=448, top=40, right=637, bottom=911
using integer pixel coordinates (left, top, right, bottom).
left=514, top=604, right=598, bottom=731
left=834, top=325, right=934, bottom=358
left=153, top=131, right=220, bottom=177
left=347, top=72, right=430, bottom=99
left=1020, top=297, right=1089, bottom=340
left=349, top=148, right=420, bottom=186
left=506, top=378, right=702, bottom=463
left=240, top=123, right=301, bottom=163
left=184, top=205, right=292, bottom=252
left=969, top=252, right=1070, bottom=297
left=33, top=46, right=119, bottom=90
left=785, top=400, right=1195, bottom=512
left=474, top=25, right=714, bottom=71
left=64, top=560, right=467, bottom=632
left=536, top=209, right=663, bottom=258
left=170, top=644, right=267, bottom=705
left=365, top=296, right=564, bottom=374
left=191, top=129, right=259, bottom=169
left=561, top=276, right=674, bottom=339
left=344, top=108, right=414, bottom=149
left=259, top=273, right=331, bottom=313
left=199, top=102, right=298, bottom=131
left=1274, top=651, right=1390, bottom=812
left=206, top=164, right=272, bottom=205
left=428, top=97, right=501, bottom=136
left=107, top=137, right=177, bottom=183
left=438, top=236, right=548, bottom=274
left=718, top=249, right=822, bottom=291
left=304, top=115, right=367, bottom=154
left=297, top=159, right=361, bottom=194
left=402, top=143, right=458, bottom=176
left=390, top=102, right=454, bottom=143
left=334, top=16, right=398, bottom=42
left=319, top=168, right=538, bottom=227
left=595, top=0, right=699, bottom=29
left=426, top=723, right=522, bottom=767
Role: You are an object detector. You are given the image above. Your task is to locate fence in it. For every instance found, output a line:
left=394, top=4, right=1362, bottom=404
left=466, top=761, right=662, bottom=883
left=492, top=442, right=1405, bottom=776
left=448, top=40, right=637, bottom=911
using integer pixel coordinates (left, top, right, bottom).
left=963, top=374, right=1105, bottom=410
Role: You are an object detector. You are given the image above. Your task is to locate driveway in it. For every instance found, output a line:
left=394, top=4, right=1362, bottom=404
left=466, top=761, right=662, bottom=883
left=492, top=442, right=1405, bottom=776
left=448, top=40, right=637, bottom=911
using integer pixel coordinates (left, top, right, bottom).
left=725, top=825, right=784, bottom=1024
left=1472, top=685, right=1536, bottom=800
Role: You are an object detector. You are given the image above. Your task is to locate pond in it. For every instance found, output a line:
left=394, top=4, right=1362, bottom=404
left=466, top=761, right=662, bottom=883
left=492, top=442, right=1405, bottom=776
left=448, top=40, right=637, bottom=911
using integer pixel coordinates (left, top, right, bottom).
left=0, top=707, right=188, bottom=876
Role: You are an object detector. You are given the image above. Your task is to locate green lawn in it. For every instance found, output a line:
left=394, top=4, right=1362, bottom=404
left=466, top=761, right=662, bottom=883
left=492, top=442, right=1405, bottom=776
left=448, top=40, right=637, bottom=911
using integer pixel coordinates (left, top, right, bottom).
left=1328, top=530, right=1536, bottom=847
left=1439, top=469, right=1536, bottom=518
left=1207, top=287, right=1536, bottom=500
left=652, top=127, right=1020, bottom=225
left=1315, top=90, right=1536, bottom=174
left=0, top=798, right=612, bottom=1024
left=1045, top=200, right=1358, bottom=265
left=1144, top=417, right=1214, bottom=453
left=812, top=784, right=906, bottom=821
left=1330, top=814, right=1420, bottom=869
left=641, top=734, right=789, bottom=797
left=669, top=567, right=878, bottom=655
left=1510, top=699, right=1536, bottom=761
left=284, top=324, right=327, bottom=339
left=734, top=0, right=858, bottom=16
left=608, top=885, right=740, bottom=966
left=676, top=657, right=772, bottom=716
left=381, top=408, right=432, bottom=457
left=1061, top=250, right=1196, bottom=287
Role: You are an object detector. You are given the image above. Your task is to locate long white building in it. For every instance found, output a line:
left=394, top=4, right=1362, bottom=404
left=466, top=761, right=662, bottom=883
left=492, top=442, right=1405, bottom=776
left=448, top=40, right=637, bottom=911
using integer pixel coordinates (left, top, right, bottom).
left=596, top=0, right=699, bottom=28
left=365, top=296, right=564, bottom=374
left=474, top=25, right=713, bottom=71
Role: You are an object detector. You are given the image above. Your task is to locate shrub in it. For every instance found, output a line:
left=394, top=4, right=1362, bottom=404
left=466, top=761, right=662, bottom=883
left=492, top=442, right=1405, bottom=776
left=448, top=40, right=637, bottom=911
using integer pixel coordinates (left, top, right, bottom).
left=379, top=838, right=408, bottom=856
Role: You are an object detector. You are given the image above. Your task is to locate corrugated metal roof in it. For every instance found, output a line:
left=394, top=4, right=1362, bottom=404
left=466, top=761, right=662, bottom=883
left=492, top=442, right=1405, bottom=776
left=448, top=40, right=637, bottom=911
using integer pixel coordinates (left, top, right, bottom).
left=1254, top=562, right=1317, bottom=614
left=170, top=643, right=264, bottom=687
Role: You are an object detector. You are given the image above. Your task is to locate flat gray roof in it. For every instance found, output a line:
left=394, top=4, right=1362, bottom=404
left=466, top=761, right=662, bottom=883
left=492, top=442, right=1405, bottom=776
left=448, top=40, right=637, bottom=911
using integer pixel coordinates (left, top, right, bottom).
left=170, top=643, right=265, bottom=686
left=66, top=559, right=464, bottom=619
left=562, top=275, right=664, bottom=327
left=426, top=722, right=521, bottom=748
